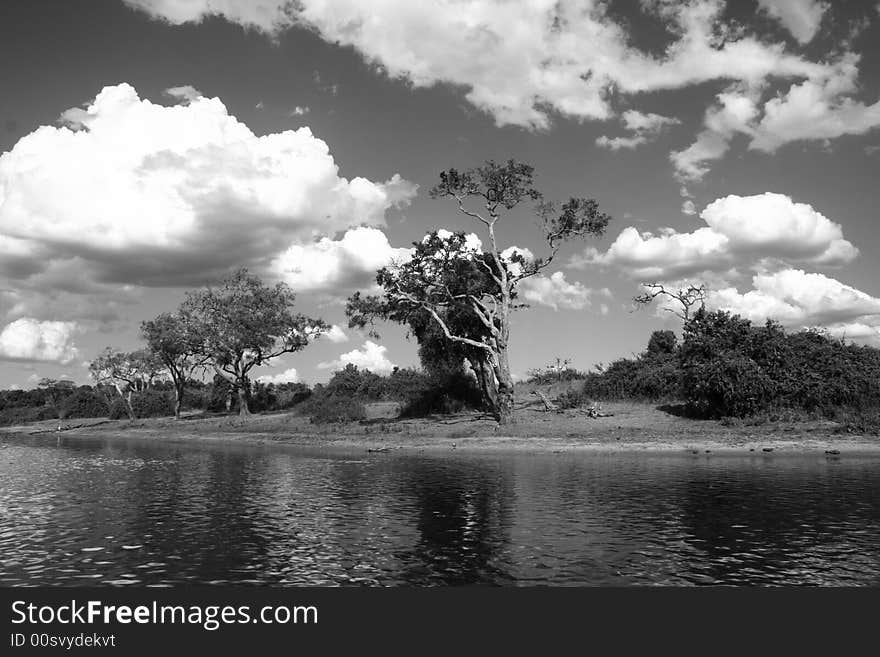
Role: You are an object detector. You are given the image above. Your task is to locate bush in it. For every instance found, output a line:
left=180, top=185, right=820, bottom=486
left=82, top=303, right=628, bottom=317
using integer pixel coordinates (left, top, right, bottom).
left=108, top=398, right=130, bottom=420
left=682, top=354, right=776, bottom=418
left=0, top=405, right=58, bottom=426
left=107, top=390, right=175, bottom=419
left=59, top=388, right=110, bottom=419
left=308, top=397, right=367, bottom=424
left=131, top=390, right=175, bottom=418
left=399, top=370, right=484, bottom=417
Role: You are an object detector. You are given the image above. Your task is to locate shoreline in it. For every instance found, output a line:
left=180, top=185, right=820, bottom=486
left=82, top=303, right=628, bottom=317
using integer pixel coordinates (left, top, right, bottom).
left=2, top=401, right=878, bottom=457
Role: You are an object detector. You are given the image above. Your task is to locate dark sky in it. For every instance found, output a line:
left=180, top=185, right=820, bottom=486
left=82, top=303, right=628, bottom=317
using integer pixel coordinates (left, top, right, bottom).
left=1, top=0, right=879, bottom=387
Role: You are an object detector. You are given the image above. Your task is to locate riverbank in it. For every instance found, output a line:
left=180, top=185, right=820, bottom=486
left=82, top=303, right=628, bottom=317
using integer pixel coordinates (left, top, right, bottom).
left=2, top=400, right=878, bottom=456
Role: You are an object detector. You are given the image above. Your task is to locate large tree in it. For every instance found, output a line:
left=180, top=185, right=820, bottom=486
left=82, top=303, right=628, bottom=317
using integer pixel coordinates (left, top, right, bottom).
left=141, top=312, right=210, bottom=420
left=179, top=268, right=327, bottom=417
left=89, top=348, right=162, bottom=420
left=347, top=232, right=501, bottom=410
left=359, top=159, right=612, bottom=424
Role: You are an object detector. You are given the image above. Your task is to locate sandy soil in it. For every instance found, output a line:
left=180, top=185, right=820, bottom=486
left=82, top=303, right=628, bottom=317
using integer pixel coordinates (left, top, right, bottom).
left=2, top=399, right=878, bottom=456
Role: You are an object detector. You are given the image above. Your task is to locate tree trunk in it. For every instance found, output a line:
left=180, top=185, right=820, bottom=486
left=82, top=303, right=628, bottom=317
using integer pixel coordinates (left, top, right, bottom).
left=173, top=385, right=182, bottom=420
left=237, top=383, right=251, bottom=417
left=125, top=390, right=135, bottom=421
left=473, top=357, right=498, bottom=411
left=492, top=348, right=516, bottom=426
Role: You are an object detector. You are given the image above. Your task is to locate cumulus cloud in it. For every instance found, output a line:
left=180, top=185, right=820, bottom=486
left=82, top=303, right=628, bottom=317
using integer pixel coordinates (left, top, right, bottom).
left=519, top=272, right=594, bottom=311
left=708, top=269, right=880, bottom=345
left=323, top=325, right=350, bottom=343
left=125, top=0, right=837, bottom=130
left=597, top=110, right=680, bottom=151
left=257, top=367, right=300, bottom=384
left=672, top=57, right=880, bottom=180
left=164, top=85, right=203, bottom=103
left=0, top=83, right=417, bottom=289
left=0, top=318, right=80, bottom=364
left=681, top=200, right=697, bottom=215
left=272, top=227, right=413, bottom=295
left=318, top=340, right=395, bottom=374
left=756, top=0, right=828, bottom=44
left=575, top=193, right=857, bottom=279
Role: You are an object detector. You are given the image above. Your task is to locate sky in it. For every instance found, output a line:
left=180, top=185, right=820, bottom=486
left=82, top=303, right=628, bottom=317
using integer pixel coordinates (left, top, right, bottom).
left=1, top=0, right=879, bottom=389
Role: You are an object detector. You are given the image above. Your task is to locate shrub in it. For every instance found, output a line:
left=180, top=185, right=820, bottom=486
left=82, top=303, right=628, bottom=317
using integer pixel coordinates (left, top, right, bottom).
left=59, top=388, right=110, bottom=419
left=308, top=397, right=367, bottom=424
left=682, top=353, right=776, bottom=418
left=108, top=398, right=130, bottom=420
left=130, top=390, right=175, bottom=418
left=398, top=370, right=484, bottom=417
left=0, top=405, right=58, bottom=426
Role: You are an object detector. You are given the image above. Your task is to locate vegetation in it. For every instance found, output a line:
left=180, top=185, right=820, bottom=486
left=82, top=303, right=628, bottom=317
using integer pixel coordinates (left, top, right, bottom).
left=348, top=159, right=612, bottom=425
left=179, top=269, right=327, bottom=417
left=575, top=309, right=880, bottom=432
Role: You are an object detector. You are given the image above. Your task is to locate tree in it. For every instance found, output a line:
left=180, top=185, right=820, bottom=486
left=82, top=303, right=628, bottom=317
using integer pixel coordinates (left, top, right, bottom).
left=633, top=282, right=707, bottom=323
left=37, top=378, right=76, bottom=420
left=89, top=348, right=163, bottom=420
left=356, top=159, right=612, bottom=424
left=179, top=268, right=327, bottom=417
left=141, top=312, right=210, bottom=419
left=347, top=237, right=499, bottom=409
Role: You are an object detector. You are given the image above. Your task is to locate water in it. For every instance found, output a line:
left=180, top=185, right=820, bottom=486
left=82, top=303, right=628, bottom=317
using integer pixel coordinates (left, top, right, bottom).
left=1, top=434, right=879, bottom=586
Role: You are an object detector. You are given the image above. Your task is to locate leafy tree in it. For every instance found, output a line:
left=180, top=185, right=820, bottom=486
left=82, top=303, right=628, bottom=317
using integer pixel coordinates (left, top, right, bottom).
left=646, top=330, right=677, bottom=356
left=179, top=268, right=327, bottom=417
left=347, top=237, right=498, bottom=409
left=37, top=378, right=76, bottom=419
left=141, top=312, right=210, bottom=419
left=354, top=159, right=611, bottom=424
left=88, top=348, right=163, bottom=420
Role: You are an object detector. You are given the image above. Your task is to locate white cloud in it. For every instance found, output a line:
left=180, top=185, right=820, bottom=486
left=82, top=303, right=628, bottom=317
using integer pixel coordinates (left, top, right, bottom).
left=681, top=200, right=697, bottom=215
left=671, top=84, right=761, bottom=181
left=597, top=110, right=680, bottom=151
left=519, top=271, right=593, bottom=311
left=708, top=269, right=880, bottom=345
left=272, top=227, right=413, bottom=294
left=257, top=367, right=300, bottom=384
left=291, top=106, right=310, bottom=116
left=576, top=193, right=857, bottom=279
left=324, top=325, right=350, bottom=343
left=0, top=318, right=80, bottom=364
left=756, top=0, right=828, bottom=44
left=125, top=0, right=835, bottom=129
left=672, top=59, right=880, bottom=180
left=318, top=340, right=395, bottom=374
left=163, top=85, right=203, bottom=103
left=0, top=83, right=417, bottom=288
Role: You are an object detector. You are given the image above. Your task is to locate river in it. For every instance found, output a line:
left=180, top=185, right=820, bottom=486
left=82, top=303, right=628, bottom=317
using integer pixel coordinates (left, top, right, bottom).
left=1, top=434, right=878, bottom=586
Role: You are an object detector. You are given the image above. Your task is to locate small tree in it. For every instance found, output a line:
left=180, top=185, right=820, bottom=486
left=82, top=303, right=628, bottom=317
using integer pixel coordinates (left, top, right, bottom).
left=141, top=312, right=210, bottom=419
left=633, top=282, right=707, bottom=323
left=359, top=160, right=611, bottom=424
left=89, top=348, right=162, bottom=420
left=180, top=268, right=327, bottom=417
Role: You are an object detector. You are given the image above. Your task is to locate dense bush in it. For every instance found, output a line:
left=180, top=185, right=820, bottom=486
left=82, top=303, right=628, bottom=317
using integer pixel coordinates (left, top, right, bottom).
left=581, top=344, right=682, bottom=402
left=299, top=364, right=483, bottom=420
left=59, top=388, right=110, bottom=419
left=399, top=370, right=484, bottom=417
left=307, top=397, right=367, bottom=424
left=576, top=314, right=880, bottom=426
left=680, top=309, right=880, bottom=419
left=108, top=398, right=131, bottom=420
left=130, top=390, right=175, bottom=418
left=0, top=405, right=58, bottom=426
